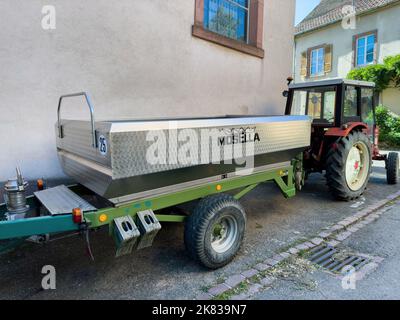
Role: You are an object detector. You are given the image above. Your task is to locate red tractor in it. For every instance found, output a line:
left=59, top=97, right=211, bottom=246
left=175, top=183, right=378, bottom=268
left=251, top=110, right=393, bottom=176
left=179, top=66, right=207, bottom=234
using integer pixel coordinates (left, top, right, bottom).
left=284, top=78, right=399, bottom=201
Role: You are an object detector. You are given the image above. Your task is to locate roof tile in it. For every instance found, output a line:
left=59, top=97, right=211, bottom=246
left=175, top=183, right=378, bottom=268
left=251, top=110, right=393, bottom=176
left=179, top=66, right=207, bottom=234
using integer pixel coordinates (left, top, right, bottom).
left=296, top=0, right=400, bottom=35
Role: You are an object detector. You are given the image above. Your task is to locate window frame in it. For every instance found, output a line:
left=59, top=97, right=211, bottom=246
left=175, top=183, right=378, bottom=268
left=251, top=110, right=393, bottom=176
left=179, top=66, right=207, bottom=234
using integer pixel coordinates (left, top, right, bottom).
left=353, top=30, right=378, bottom=68
left=193, top=0, right=265, bottom=58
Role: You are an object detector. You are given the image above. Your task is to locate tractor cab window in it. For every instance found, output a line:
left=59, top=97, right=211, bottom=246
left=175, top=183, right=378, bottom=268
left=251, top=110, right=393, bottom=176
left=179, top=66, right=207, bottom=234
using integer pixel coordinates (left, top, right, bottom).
left=308, top=92, right=322, bottom=119
left=344, top=86, right=358, bottom=118
left=291, top=90, right=307, bottom=116
left=291, top=86, right=336, bottom=124
left=361, top=88, right=374, bottom=125
left=361, top=88, right=375, bottom=140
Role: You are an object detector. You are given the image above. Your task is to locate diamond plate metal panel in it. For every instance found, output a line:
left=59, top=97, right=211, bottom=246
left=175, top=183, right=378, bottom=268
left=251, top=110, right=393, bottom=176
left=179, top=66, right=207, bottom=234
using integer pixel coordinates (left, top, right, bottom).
left=34, top=185, right=97, bottom=216
left=108, top=117, right=311, bottom=179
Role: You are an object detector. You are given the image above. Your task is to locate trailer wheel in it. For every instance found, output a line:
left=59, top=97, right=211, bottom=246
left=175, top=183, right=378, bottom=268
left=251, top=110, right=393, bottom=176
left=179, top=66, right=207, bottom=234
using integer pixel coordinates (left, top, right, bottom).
left=184, top=194, right=246, bottom=269
left=326, top=131, right=372, bottom=201
left=387, top=152, right=400, bottom=185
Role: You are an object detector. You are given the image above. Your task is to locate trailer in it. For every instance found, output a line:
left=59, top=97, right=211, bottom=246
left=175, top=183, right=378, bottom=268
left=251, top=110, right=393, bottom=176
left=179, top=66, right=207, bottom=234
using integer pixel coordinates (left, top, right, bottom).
left=0, top=93, right=312, bottom=268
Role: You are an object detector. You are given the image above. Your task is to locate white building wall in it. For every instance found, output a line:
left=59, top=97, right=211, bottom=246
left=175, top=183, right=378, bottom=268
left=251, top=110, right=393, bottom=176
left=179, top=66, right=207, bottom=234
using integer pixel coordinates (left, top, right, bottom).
left=382, top=88, right=400, bottom=114
left=0, top=0, right=295, bottom=181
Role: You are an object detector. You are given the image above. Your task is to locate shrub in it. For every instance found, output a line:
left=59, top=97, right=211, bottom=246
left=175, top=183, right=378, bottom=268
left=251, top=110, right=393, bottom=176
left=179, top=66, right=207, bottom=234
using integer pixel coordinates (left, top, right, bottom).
left=375, top=105, right=400, bottom=147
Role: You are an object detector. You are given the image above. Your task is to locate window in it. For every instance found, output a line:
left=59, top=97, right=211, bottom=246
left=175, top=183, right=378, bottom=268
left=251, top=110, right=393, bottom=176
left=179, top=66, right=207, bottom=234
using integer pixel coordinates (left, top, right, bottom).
left=308, top=92, right=322, bottom=118
left=310, top=47, right=325, bottom=76
left=361, top=88, right=374, bottom=122
left=204, top=0, right=249, bottom=43
left=354, top=31, right=377, bottom=67
left=193, top=0, right=265, bottom=58
left=300, top=44, right=332, bottom=78
left=291, top=86, right=336, bottom=124
left=291, top=90, right=307, bottom=116
left=324, top=91, right=336, bottom=122
left=361, top=88, right=375, bottom=140
left=344, top=86, right=358, bottom=118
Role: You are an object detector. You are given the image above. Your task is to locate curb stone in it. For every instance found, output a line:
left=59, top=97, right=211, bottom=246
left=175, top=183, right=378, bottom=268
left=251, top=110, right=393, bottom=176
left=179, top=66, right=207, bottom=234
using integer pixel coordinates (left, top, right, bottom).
left=241, top=268, right=258, bottom=279
left=207, top=284, right=230, bottom=296
left=224, top=274, right=246, bottom=288
left=254, top=263, right=271, bottom=272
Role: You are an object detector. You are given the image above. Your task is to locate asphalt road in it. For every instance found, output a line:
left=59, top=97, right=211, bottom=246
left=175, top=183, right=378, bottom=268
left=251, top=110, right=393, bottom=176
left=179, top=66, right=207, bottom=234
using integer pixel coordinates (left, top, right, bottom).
left=0, top=160, right=398, bottom=300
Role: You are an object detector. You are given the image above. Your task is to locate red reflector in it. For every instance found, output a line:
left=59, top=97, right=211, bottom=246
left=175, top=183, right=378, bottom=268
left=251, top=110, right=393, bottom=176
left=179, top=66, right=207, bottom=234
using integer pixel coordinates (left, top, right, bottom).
left=37, top=179, right=44, bottom=191
left=72, top=208, right=82, bottom=224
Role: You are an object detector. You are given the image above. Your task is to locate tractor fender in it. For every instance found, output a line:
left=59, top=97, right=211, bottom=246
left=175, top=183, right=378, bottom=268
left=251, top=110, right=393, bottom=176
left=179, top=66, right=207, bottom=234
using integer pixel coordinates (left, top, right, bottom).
left=324, top=122, right=368, bottom=137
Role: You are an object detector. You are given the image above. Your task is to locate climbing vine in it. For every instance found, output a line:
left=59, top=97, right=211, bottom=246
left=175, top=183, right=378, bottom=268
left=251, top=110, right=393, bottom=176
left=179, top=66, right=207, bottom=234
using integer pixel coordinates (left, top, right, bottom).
left=347, top=55, right=400, bottom=92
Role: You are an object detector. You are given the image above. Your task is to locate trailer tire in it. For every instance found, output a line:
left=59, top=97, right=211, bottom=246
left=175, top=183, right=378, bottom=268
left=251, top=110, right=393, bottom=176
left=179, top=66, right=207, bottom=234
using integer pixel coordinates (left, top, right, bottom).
left=387, top=152, right=400, bottom=185
left=326, top=131, right=372, bottom=201
left=184, top=194, right=246, bottom=269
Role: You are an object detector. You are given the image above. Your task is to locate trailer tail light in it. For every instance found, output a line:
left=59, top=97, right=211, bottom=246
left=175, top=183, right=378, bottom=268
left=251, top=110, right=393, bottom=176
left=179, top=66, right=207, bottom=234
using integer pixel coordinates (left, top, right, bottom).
left=37, top=179, right=44, bottom=191
left=72, top=208, right=83, bottom=224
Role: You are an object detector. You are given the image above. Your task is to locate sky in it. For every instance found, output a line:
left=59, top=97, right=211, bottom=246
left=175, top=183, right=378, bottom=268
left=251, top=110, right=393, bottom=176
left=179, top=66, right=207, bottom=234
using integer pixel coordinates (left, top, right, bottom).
left=295, top=0, right=321, bottom=25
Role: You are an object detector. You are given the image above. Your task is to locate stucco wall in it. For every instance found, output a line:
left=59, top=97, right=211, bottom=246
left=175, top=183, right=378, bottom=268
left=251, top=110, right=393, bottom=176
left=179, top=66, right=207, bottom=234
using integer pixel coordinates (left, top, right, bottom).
left=294, top=4, right=400, bottom=82
left=382, top=88, right=400, bottom=115
left=0, top=0, right=295, bottom=181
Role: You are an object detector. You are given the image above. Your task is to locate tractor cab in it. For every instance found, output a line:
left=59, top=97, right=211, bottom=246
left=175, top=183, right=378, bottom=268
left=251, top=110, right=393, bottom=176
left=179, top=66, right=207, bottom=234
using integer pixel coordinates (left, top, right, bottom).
left=284, top=78, right=399, bottom=200
left=285, top=78, right=376, bottom=142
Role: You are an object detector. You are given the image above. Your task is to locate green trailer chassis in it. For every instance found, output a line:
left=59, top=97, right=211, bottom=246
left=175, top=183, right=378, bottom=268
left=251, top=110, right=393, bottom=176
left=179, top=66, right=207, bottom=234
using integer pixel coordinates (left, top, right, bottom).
left=0, top=161, right=298, bottom=251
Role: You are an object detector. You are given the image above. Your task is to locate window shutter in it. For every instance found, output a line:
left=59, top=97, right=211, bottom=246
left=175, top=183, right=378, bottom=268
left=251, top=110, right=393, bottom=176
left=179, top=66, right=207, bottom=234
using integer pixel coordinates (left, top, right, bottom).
left=300, top=51, right=308, bottom=78
left=324, top=44, right=332, bottom=74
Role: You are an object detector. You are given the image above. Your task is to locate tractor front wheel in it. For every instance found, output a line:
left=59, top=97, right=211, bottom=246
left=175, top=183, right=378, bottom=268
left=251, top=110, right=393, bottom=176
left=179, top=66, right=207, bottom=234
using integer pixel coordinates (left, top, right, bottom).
left=326, top=131, right=372, bottom=201
left=387, top=152, right=400, bottom=185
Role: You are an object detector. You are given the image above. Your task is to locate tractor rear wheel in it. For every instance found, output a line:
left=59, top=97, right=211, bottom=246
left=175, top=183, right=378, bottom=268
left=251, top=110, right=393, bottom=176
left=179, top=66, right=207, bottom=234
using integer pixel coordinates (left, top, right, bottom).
left=387, top=152, right=399, bottom=185
left=184, top=194, right=246, bottom=269
left=326, top=131, right=372, bottom=201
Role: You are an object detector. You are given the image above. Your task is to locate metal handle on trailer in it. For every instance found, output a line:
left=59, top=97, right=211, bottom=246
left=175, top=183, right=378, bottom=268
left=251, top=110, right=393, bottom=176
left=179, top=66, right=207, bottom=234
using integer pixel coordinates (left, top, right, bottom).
left=57, top=92, right=97, bottom=148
